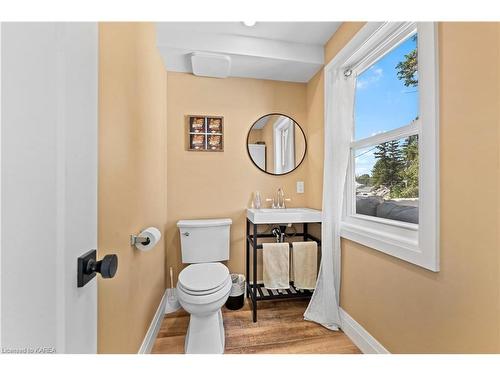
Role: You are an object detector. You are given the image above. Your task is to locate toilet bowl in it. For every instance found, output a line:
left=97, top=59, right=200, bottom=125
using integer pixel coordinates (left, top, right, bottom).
left=176, top=262, right=232, bottom=354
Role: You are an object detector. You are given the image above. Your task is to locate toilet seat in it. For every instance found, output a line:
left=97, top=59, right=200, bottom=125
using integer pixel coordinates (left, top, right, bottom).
left=177, top=278, right=229, bottom=296
left=177, top=276, right=231, bottom=305
left=177, top=263, right=231, bottom=303
left=178, top=262, right=229, bottom=293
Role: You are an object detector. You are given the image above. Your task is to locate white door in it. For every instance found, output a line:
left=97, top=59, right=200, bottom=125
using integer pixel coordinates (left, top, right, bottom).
left=1, top=23, right=99, bottom=353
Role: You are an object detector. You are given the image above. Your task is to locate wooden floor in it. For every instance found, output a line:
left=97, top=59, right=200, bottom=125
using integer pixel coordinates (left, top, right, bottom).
left=151, top=299, right=361, bottom=354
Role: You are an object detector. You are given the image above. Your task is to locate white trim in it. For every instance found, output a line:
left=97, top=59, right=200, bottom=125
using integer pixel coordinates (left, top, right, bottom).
left=415, top=22, right=440, bottom=272
left=138, top=289, right=168, bottom=354
left=348, top=212, right=418, bottom=231
left=0, top=22, right=3, bottom=346
left=339, top=308, right=389, bottom=354
left=346, top=22, right=417, bottom=76
left=273, top=116, right=295, bottom=174
left=325, top=22, right=440, bottom=272
left=325, top=23, right=385, bottom=72
left=350, top=121, right=419, bottom=150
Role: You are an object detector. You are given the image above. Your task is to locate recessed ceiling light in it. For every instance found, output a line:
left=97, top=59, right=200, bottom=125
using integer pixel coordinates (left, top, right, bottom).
left=242, top=21, right=257, bottom=27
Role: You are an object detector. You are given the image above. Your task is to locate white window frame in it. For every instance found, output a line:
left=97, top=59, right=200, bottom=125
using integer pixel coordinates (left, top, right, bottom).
left=325, top=22, right=439, bottom=271
left=273, top=117, right=295, bottom=174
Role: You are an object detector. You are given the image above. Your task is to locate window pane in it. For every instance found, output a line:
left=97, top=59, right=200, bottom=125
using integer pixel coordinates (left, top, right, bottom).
left=354, top=135, right=419, bottom=224
left=354, top=33, right=419, bottom=140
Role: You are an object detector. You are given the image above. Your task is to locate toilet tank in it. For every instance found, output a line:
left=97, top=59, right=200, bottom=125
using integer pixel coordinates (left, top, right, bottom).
left=177, top=218, right=232, bottom=263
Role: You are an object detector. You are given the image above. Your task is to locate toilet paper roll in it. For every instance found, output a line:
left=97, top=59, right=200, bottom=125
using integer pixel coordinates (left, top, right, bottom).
left=135, top=227, right=162, bottom=251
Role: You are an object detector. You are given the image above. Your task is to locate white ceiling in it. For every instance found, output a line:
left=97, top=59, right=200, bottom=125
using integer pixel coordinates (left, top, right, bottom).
left=155, top=22, right=341, bottom=83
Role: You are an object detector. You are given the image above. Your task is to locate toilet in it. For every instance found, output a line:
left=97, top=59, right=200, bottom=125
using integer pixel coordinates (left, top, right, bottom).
left=176, top=218, right=233, bottom=354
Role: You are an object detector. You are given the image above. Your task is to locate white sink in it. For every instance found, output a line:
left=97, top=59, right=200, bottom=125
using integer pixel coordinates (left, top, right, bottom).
left=247, top=208, right=322, bottom=224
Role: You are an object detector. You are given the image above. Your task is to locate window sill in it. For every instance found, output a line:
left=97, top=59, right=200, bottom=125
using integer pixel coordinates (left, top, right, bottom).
left=350, top=212, right=418, bottom=231
left=339, top=220, right=437, bottom=270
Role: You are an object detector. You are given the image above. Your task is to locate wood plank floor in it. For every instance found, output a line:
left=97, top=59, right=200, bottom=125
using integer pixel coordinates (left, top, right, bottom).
left=151, top=299, right=361, bottom=354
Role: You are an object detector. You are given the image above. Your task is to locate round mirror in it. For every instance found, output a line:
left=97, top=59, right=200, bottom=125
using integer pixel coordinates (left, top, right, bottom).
left=246, top=113, right=306, bottom=175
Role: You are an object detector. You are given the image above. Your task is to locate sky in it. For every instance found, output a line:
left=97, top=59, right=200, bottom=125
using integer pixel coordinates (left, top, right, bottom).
left=354, top=34, right=419, bottom=176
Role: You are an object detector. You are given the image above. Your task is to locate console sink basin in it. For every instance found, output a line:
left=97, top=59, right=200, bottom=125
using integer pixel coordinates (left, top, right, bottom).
left=247, top=208, right=322, bottom=224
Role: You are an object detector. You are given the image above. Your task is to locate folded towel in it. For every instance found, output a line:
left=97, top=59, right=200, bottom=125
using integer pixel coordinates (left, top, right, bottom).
left=263, top=242, right=290, bottom=290
left=292, top=241, right=318, bottom=290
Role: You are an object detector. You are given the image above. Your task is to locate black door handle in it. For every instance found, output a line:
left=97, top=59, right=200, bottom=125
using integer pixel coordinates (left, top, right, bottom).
left=77, top=250, right=118, bottom=287
left=87, top=254, right=118, bottom=279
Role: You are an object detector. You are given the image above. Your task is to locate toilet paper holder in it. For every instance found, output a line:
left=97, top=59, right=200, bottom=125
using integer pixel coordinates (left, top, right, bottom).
left=130, top=234, right=150, bottom=246
left=130, top=227, right=162, bottom=251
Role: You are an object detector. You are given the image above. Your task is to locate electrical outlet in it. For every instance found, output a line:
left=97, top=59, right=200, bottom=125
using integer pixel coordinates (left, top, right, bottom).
left=296, top=181, right=304, bottom=194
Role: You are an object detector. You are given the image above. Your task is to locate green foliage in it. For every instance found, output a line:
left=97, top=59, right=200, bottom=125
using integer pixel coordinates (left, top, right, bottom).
left=370, top=136, right=418, bottom=199
left=356, top=174, right=371, bottom=186
left=398, top=135, right=419, bottom=198
left=372, top=140, right=404, bottom=192
left=395, top=35, right=418, bottom=88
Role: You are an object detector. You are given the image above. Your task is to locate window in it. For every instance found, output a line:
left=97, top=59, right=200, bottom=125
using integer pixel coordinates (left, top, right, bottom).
left=354, top=135, right=419, bottom=225
left=352, top=32, right=419, bottom=225
left=326, top=22, right=439, bottom=271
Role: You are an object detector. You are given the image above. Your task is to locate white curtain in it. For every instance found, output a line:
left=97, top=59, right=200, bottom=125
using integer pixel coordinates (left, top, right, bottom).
left=304, top=69, right=356, bottom=330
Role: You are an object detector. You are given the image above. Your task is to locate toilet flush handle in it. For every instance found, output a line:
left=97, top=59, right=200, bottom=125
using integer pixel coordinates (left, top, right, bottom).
left=182, top=232, right=190, bottom=237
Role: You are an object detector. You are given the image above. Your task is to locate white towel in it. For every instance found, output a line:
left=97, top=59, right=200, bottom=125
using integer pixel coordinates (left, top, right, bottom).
left=292, top=241, right=318, bottom=290
left=263, top=242, right=290, bottom=289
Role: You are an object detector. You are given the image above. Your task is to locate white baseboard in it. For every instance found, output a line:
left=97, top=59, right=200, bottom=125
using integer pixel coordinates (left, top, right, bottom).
left=138, top=289, right=168, bottom=354
left=339, top=308, right=389, bottom=354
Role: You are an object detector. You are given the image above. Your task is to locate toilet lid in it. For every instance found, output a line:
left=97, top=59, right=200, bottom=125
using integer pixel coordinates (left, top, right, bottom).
left=178, top=263, right=229, bottom=292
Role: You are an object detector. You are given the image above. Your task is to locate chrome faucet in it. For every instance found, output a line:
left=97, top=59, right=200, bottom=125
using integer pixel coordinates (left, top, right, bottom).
left=265, top=197, right=277, bottom=208
left=266, top=187, right=291, bottom=209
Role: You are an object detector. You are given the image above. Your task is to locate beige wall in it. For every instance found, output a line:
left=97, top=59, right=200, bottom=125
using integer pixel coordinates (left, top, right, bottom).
left=166, top=72, right=308, bottom=282
left=98, top=23, right=168, bottom=353
left=247, top=128, right=263, bottom=144
left=307, top=22, right=500, bottom=353
left=305, top=70, right=324, bottom=210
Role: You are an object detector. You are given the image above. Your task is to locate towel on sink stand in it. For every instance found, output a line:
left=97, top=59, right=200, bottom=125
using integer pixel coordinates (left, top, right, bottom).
left=292, top=241, right=318, bottom=290
left=263, top=242, right=290, bottom=290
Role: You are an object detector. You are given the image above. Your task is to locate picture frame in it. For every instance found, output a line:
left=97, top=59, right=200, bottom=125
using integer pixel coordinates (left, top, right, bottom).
left=187, top=115, right=224, bottom=151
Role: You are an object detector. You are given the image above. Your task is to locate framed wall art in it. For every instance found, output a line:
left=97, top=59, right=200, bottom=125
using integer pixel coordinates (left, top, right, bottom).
left=187, top=115, right=224, bottom=151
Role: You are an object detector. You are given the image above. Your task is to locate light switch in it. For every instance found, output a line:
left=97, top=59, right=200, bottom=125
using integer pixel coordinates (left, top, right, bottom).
left=296, top=181, right=304, bottom=194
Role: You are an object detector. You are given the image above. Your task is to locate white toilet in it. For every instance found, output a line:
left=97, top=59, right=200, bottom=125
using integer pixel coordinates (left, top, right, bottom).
left=176, top=218, right=233, bottom=354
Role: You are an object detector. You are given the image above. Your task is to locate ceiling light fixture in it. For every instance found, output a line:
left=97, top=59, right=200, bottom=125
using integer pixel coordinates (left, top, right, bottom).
left=242, top=21, right=257, bottom=27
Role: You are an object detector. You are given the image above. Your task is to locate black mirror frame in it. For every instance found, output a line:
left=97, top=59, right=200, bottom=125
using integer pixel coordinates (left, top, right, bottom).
left=246, top=113, right=307, bottom=176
